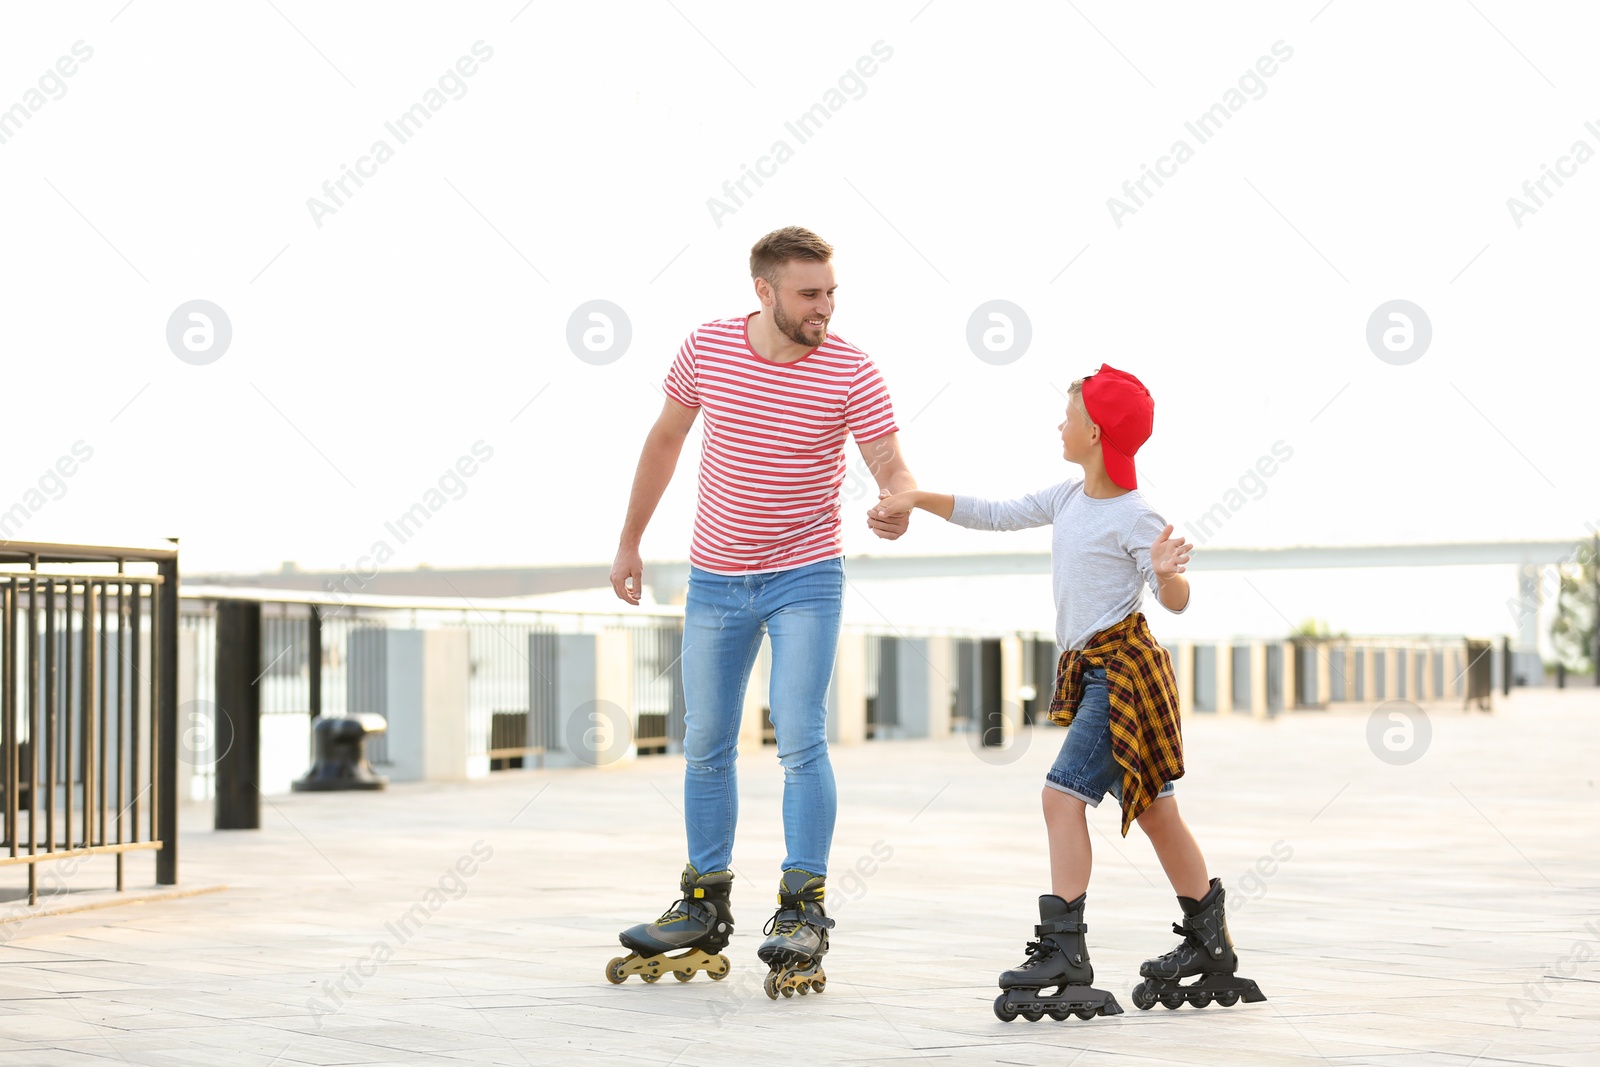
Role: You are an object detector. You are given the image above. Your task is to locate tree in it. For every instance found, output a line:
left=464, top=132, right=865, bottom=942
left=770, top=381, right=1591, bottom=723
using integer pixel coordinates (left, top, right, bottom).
left=1550, top=536, right=1599, bottom=673
left=1291, top=618, right=1347, bottom=641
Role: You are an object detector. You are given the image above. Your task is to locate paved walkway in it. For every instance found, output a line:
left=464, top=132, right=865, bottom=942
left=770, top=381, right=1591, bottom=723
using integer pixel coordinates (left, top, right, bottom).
left=1, top=689, right=1597, bottom=1066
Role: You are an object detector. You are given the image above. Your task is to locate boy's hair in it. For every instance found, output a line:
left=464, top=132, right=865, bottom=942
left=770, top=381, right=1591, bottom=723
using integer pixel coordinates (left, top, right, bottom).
left=1068, top=377, right=1090, bottom=419
left=750, top=227, right=833, bottom=287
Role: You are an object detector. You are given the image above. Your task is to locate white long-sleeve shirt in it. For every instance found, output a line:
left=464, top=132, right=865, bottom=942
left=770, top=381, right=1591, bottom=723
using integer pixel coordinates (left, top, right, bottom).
left=950, top=479, right=1186, bottom=651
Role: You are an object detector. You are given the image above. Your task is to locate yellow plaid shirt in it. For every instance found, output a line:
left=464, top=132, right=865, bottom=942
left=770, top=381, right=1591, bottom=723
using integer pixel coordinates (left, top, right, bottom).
left=1049, top=612, right=1185, bottom=836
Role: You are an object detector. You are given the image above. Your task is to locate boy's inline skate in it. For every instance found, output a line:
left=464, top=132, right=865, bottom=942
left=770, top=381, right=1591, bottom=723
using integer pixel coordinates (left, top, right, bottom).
left=607, top=865, right=734, bottom=984
left=994, top=893, right=1124, bottom=1021
left=1131, top=877, right=1266, bottom=1010
left=756, top=868, right=834, bottom=999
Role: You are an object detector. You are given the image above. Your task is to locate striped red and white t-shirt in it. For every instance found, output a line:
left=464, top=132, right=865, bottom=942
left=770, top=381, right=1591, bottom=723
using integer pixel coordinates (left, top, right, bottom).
left=664, top=313, right=899, bottom=575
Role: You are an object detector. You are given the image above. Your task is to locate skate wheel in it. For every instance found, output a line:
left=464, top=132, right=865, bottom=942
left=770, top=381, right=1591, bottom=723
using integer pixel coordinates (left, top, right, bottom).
left=1047, top=1009, right=1068, bottom=1021
left=674, top=969, right=695, bottom=982
left=1217, top=990, right=1239, bottom=1007
left=1161, top=992, right=1183, bottom=1009
left=1022, top=1009, right=1043, bottom=1022
left=763, top=972, right=780, bottom=1001
left=796, top=980, right=810, bottom=996
left=1075, top=1008, right=1096, bottom=1021
left=781, top=981, right=795, bottom=998
left=709, top=965, right=730, bottom=981
left=809, top=976, right=825, bottom=994
left=1131, top=983, right=1155, bottom=1010
left=604, top=957, right=629, bottom=985
left=993, top=994, right=1018, bottom=1022
left=1192, top=990, right=1212, bottom=1007
left=641, top=971, right=661, bottom=984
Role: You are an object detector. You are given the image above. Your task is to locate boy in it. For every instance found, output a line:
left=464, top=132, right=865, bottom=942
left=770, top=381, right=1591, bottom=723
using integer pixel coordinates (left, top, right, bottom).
left=871, top=365, right=1265, bottom=1021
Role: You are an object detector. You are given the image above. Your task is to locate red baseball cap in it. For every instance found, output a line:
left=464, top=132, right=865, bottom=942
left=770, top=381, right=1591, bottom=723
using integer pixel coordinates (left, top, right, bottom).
left=1080, top=364, right=1153, bottom=490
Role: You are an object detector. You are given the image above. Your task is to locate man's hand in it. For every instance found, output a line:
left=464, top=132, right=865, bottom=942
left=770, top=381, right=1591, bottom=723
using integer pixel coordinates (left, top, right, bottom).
left=1151, top=524, right=1191, bottom=580
left=611, top=545, right=643, bottom=605
left=868, top=489, right=912, bottom=540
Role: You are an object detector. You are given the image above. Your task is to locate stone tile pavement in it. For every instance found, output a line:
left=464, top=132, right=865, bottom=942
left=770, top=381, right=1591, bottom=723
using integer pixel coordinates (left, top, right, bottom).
left=1, top=689, right=1597, bottom=1066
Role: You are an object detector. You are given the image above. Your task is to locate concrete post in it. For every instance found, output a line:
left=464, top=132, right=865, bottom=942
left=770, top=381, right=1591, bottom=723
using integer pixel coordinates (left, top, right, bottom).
left=1215, top=642, right=1234, bottom=716
left=1316, top=641, right=1333, bottom=706
left=828, top=631, right=867, bottom=746
left=1249, top=642, right=1268, bottom=718
left=923, top=637, right=954, bottom=739
left=1517, top=563, right=1541, bottom=665
left=1001, top=636, right=1025, bottom=742
left=892, top=638, right=939, bottom=739
left=1175, top=642, right=1195, bottom=718
left=177, top=625, right=199, bottom=802
left=1282, top=641, right=1298, bottom=712
left=386, top=629, right=473, bottom=782
left=595, top=628, right=633, bottom=766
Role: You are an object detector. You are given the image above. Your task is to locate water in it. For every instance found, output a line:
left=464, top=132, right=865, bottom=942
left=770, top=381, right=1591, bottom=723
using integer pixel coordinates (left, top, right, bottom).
left=547, top=562, right=1543, bottom=650
left=839, top=563, right=1529, bottom=645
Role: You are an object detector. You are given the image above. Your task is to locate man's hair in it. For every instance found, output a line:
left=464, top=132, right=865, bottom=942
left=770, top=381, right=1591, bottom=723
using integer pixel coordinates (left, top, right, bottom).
left=750, top=226, right=833, bottom=287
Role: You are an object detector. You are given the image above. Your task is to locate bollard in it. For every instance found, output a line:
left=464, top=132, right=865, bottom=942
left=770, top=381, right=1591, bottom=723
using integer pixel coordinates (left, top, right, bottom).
left=979, top=639, right=1004, bottom=746
left=215, top=600, right=262, bottom=830
left=292, top=715, right=389, bottom=791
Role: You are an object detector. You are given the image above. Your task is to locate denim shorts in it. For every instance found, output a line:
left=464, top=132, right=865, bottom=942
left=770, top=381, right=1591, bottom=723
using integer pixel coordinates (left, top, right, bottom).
left=1045, top=666, right=1176, bottom=806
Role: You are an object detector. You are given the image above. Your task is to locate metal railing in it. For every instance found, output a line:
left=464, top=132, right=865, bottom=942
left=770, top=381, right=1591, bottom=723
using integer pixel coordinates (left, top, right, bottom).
left=177, top=588, right=698, bottom=794
left=1, top=541, right=178, bottom=905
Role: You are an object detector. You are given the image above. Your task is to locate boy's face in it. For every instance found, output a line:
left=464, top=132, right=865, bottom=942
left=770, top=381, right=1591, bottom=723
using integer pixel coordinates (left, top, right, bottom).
left=1058, top=389, right=1098, bottom=465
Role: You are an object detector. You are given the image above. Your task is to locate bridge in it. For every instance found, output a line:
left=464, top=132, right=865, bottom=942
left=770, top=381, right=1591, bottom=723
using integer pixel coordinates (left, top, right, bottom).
left=198, top=540, right=1584, bottom=597
left=196, top=539, right=1590, bottom=652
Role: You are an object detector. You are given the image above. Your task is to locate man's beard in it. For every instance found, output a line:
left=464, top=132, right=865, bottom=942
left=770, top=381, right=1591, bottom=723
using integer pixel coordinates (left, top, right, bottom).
left=773, top=302, right=825, bottom=347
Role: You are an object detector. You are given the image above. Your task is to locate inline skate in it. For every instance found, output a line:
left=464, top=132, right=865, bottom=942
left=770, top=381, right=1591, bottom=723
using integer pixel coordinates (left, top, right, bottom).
left=606, top=865, right=734, bottom=984
left=1131, top=877, right=1265, bottom=1010
left=756, top=868, right=834, bottom=999
left=994, top=892, right=1124, bottom=1021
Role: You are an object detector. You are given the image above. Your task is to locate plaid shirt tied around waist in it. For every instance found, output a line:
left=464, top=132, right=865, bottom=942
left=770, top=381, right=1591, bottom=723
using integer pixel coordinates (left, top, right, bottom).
left=1049, top=612, right=1185, bottom=836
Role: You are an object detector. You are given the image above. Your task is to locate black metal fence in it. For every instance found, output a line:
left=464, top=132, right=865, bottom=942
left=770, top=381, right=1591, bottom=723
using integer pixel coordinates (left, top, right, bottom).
left=175, top=591, right=702, bottom=792
left=1, top=542, right=178, bottom=905
left=171, top=583, right=1503, bottom=812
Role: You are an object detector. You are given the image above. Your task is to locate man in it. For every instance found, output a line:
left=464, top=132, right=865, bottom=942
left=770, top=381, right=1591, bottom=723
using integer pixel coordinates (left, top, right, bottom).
left=605, top=226, right=915, bottom=1000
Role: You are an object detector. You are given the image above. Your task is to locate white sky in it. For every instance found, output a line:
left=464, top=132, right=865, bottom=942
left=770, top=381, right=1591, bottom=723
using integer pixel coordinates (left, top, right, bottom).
left=3, top=1, right=1597, bottom=607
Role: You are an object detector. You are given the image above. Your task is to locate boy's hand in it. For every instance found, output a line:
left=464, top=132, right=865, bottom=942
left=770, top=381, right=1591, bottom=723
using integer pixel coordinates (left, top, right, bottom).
left=871, top=489, right=917, bottom=518
left=867, top=489, right=912, bottom=540
left=1151, top=524, right=1191, bottom=580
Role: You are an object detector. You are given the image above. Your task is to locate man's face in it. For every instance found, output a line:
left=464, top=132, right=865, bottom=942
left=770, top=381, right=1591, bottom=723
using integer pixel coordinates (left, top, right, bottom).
left=767, top=259, right=836, bottom=347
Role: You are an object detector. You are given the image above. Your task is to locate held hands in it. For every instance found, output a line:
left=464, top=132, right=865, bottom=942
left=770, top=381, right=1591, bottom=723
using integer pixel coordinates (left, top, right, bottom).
left=867, top=489, right=913, bottom=540
left=1151, top=524, right=1191, bottom=581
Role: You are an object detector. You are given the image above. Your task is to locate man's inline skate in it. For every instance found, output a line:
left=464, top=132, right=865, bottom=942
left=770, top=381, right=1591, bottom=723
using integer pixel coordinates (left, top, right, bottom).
left=606, top=865, right=734, bottom=984
left=1131, top=877, right=1266, bottom=1010
left=994, top=892, right=1124, bottom=1021
left=756, top=868, right=834, bottom=999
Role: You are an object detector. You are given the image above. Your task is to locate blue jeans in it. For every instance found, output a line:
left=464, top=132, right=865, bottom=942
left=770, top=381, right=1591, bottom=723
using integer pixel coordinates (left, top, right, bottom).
left=1046, top=667, right=1176, bottom=806
left=681, top=557, right=843, bottom=877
